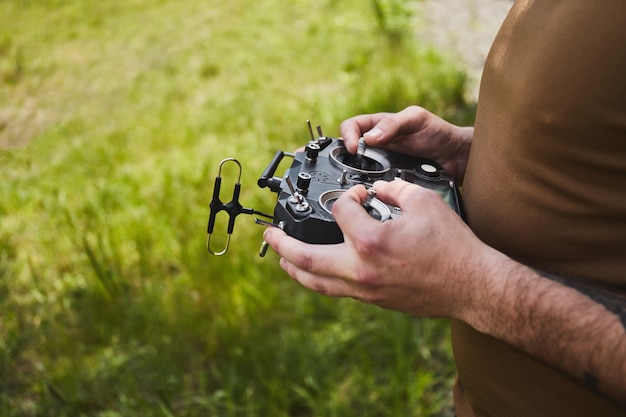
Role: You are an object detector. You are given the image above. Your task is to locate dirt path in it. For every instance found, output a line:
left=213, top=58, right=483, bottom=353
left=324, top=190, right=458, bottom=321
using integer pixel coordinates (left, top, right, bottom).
left=416, top=0, right=514, bottom=101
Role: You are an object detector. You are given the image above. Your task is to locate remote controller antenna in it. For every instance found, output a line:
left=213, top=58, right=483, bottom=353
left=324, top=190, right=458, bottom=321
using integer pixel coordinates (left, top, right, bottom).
left=206, top=158, right=273, bottom=255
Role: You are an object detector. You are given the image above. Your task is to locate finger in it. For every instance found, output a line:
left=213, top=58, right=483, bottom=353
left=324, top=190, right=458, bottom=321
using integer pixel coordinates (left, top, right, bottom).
left=263, top=227, right=354, bottom=279
left=363, top=106, right=429, bottom=148
left=278, top=257, right=360, bottom=298
left=372, top=180, right=440, bottom=215
left=340, top=113, right=390, bottom=153
left=330, top=185, right=382, bottom=235
left=329, top=186, right=397, bottom=258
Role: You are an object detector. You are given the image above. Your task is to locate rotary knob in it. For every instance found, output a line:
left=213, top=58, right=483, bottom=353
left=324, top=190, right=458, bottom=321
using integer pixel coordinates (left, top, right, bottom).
left=306, top=143, right=320, bottom=162
left=297, top=172, right=312, bottom=192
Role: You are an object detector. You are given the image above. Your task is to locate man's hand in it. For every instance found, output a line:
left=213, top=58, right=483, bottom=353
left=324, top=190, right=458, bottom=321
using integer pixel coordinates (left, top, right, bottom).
left=340, top=106, right=474, bottom=183
left=263, top=179, right=626, bottom=403
left=263, top=179, right=493, bottom=319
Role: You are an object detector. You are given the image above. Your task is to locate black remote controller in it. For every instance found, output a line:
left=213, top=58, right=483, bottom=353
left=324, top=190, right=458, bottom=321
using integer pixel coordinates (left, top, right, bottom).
left=207, top=121, right=464, bottom=256
left=257, top=124, right=464, bottom=245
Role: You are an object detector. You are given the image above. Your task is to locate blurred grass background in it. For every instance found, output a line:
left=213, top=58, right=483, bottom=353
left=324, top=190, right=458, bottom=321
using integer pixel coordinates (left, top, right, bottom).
left=0, top=0, right=475, bottom=415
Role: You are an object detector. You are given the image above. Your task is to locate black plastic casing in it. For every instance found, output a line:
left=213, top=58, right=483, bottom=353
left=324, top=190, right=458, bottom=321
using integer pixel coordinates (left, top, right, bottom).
left=260, top=137, right=464, bottom=244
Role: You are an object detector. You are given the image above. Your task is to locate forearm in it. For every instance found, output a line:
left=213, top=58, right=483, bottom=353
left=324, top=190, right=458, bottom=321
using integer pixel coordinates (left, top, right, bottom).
left=462, top=251, right=626, bottom=403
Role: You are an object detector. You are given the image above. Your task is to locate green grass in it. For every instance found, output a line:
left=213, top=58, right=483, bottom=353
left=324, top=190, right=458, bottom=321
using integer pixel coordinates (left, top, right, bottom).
left=0, top=0, right=473, bottom=415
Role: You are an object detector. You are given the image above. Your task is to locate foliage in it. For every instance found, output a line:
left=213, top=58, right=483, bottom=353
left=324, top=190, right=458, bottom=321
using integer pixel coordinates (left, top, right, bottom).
left=0, top=0, right=472, bottom=415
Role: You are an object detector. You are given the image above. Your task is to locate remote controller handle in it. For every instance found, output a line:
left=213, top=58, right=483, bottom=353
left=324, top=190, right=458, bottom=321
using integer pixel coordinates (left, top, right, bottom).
left=258, top=150, right=285, bottom=191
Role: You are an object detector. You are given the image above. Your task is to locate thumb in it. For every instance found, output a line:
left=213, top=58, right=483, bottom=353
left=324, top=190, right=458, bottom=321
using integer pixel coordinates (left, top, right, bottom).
left=371, top=180, right=427, bottom=214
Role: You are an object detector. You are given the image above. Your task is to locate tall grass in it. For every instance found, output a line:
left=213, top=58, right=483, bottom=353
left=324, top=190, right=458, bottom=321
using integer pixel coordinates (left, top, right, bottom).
left=0, top=0, right=472, bottom=415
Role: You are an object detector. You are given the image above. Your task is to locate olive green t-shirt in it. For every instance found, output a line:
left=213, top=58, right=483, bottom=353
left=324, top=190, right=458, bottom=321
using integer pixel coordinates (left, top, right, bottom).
left=454, top=0, right=626, bottom=415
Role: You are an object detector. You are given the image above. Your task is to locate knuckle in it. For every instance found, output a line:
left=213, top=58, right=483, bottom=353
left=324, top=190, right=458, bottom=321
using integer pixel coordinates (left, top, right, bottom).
left=406, top=104, right=426, bottom=115
left=352, top=232, right=382, bottom=259
left=310, top=281, right=330, bottom=296
left=293, top=252, right=314, bottom=272
left=378, top=114, right=399, bottom=131
left=351, top=239, right=385, bottom=287
left=404, top=105, right=428, bottom=121
left=353, top=265, right=378, bottom=286
left=331, top=196, right=347, bottom=216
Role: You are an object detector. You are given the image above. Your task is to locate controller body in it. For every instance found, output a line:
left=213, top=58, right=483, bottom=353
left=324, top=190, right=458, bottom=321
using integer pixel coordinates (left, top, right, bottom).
left=258, top=136, right=464, bottom=244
